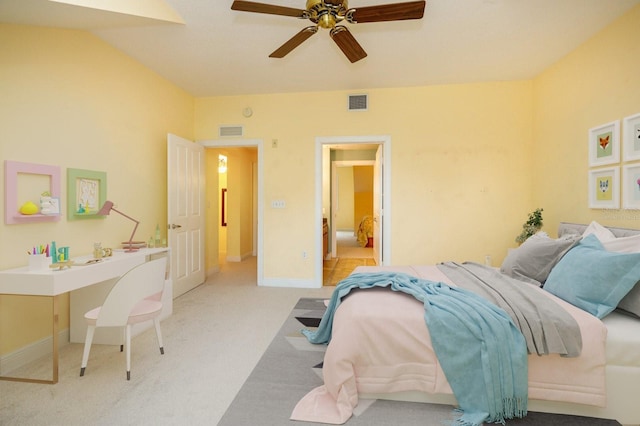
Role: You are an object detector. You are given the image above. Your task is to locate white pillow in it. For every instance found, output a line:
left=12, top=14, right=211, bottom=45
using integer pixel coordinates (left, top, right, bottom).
left=582, top=220, right=640, bottom=252
left=601, top=234, right=640, bottom=253
left=581, top=221, right=615, bottom=241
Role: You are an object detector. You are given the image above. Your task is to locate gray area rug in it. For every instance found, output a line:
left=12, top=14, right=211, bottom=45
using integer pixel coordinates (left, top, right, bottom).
left=219, top=298, right=620, bottom=426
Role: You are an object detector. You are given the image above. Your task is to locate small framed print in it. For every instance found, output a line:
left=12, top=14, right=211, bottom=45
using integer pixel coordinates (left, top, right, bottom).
left=67, top=168, right=107, bottom=220
left=623, top=113, right=640, bottom=162
left=622, top=164, right=640, bottom=209
left=221, top=188, right=227, bottom=226
left=588, top=167, right=619, bottom=209
left=589, top=120, right=620, bottom=167
left=40, top=196, right=60, bottom=215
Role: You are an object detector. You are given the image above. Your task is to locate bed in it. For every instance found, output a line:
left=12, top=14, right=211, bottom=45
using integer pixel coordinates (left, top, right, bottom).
left=291, top=222, right=640, bottom=426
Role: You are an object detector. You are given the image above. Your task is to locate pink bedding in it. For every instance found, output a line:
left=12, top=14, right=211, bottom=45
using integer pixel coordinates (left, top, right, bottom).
left=291, top=265, right=607, bottom=425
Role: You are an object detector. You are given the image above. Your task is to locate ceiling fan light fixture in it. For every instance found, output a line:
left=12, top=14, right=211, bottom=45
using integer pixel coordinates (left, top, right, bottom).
left=306, top=0, right=349, bottom=28
left=317, top=11, right=336, bottom=29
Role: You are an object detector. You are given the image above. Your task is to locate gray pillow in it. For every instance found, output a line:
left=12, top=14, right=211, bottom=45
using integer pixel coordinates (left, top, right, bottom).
left=500, top=233, right=580, bottom=285
left=617, top=282, right=640, bottom=318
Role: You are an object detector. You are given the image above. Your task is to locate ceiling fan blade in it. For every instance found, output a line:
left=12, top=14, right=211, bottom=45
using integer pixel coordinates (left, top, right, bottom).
left=330, top=26, right=367, bottom=63
left=231, top=1, right=306, bottom=18
left=348, top=0, right=426, bottom=23
left=269, top=26, right=318, bottom=58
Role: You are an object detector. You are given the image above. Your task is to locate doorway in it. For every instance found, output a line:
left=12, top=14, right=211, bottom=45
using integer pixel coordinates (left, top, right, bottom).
left=322, top=161, right=376, bottom=285
left=315, top=135, right=392, bottom=287
left=331, top=161, right=375, bottom=257
left=199, top=139, right=263, bottom=285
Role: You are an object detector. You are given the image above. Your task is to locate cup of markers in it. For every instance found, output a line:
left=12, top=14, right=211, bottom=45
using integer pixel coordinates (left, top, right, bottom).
left=27, top=244, right=52, bottom=271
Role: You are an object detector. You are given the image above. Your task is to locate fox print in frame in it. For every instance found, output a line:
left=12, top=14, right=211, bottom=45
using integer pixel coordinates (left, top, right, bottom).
left=589, top=120, right=620, bottom=167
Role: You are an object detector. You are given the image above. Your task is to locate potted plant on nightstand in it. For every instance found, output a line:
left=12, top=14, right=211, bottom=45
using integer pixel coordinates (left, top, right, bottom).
left=515, top=208, right=544, bottom=244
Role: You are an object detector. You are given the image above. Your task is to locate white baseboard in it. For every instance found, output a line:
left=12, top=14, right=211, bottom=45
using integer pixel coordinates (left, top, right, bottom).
left=226, top=251, right=254, bottom=263
left=261, top=277, right=319, bottom=288
left=0, top=328, right=70, bottom=375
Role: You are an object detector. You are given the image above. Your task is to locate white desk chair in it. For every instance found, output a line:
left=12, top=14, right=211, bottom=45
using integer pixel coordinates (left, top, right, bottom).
left=80, top=257, right=167, bottom=380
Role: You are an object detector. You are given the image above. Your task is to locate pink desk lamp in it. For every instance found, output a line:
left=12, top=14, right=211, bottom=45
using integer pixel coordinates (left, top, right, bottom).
left=97, top=201, right=140, bottom=252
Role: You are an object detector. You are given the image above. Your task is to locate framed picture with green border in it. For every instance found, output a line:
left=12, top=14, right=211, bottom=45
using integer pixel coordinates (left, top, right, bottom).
left=67, top=168, right=107, bottom=220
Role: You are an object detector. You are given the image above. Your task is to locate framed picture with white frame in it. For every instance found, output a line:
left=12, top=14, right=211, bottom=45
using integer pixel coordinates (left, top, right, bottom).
left=622, top=164, right=640, bottom=209
left=588, top=120, right=620, bottom=167
left=623, top=113, right=640, bottom=162
left=588, top=167, right=619, bottom=209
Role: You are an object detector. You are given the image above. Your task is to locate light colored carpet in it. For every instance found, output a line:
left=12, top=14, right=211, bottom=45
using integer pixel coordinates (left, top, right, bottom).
left=336, top=231, right=373, bottom=259
left=0, top=257, right=335, bottom=426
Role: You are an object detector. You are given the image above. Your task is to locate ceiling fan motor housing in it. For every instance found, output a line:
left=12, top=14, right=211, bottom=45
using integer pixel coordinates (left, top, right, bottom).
left=306, top=0, right=349, bottom=28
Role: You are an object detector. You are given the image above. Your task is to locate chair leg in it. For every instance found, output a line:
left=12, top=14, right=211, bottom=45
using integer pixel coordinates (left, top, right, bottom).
left=125, top=324, right=132, bottom=380
left=80, top=325, right=95, bottom=377
left=153, top=317, right=164, bottom=355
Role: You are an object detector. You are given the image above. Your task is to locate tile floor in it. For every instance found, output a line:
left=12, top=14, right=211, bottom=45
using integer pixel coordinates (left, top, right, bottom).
left=323, top=257, right=377, bottom=286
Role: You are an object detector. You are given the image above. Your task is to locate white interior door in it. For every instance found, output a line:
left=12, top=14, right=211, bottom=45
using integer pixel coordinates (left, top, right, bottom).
left=373, top=145, right=383, bottom=264
left=167, top=133, right=205, bottom=297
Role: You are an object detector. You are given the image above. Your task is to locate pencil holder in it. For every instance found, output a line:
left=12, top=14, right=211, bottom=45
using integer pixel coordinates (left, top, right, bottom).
left=28, top=254, right=51, bottom=271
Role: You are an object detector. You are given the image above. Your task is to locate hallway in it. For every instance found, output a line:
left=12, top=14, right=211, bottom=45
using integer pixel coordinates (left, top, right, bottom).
left=323, top=231, right=376, bottom=286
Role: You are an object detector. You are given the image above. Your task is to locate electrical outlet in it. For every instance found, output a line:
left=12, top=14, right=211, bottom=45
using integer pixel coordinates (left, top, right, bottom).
left=302, top=251, right=307, bottom=259
left=272, top=139, right=278, bottom=148
left=271, top=200, right=285, bottom=208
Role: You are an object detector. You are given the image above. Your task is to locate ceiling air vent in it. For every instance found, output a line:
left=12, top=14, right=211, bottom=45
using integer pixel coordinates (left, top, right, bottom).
left=348, top=94, right=368, bottom=111
left=219, top=125, right=244, bottom=138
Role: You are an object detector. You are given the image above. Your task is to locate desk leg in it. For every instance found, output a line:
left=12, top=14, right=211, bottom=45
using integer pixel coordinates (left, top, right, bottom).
left=0, top=295, right=59, bottom=384
left=52, top=294, right=59, bottom=384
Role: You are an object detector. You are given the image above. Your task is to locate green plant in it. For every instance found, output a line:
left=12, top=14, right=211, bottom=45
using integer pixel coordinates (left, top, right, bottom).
left=515, top=208, right=544, bottom=244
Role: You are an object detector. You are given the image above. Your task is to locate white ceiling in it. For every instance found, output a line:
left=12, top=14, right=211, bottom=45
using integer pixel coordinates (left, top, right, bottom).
left=2, top=0, right=638, bottom=97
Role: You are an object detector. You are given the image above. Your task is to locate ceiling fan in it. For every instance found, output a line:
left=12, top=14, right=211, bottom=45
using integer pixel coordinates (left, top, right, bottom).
left=230, top=0, right=426, bottom=63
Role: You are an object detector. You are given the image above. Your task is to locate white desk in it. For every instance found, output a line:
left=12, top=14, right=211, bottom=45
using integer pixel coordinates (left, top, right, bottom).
left=0, top=248, right=171, bottom=384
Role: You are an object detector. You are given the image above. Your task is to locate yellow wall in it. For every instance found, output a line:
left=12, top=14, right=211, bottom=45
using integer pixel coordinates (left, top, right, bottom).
left=0, top=24, right=194, bottom=355
left=336, top=167, right=355, bottom=231
left=334, top=165, right=374, bottom=232
left=532, top=5, right=640, bottom=233
left=353, top=165, right=374, bottom=230
left=225, top=148, right=257, bottom=260
left=195, top=81, right=534, bottom=274
left=204, top=148, right=256, bottom=267
left=205, top=149, right=221, bottom=270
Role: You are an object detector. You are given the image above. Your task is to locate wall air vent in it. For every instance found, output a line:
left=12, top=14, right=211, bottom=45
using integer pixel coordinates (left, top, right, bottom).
left=348, top=94, right=368, bottom=111
left=219, top=125, right=244, bottom=137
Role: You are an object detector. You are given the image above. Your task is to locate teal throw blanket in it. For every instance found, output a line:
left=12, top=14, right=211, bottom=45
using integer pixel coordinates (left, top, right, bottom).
left=303, top=272, right=528, bottom=426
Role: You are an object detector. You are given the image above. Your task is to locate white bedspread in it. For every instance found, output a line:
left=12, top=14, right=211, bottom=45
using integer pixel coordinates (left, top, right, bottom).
left=291, top=265, right=607, bottom=425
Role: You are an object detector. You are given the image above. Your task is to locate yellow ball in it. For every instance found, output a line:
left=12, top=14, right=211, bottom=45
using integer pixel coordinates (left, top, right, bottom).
left=20, top=201, right=39, bottom=215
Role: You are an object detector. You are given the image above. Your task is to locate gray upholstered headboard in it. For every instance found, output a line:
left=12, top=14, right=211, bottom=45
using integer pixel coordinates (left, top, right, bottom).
left=558, top=222, right=640, bottom=238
